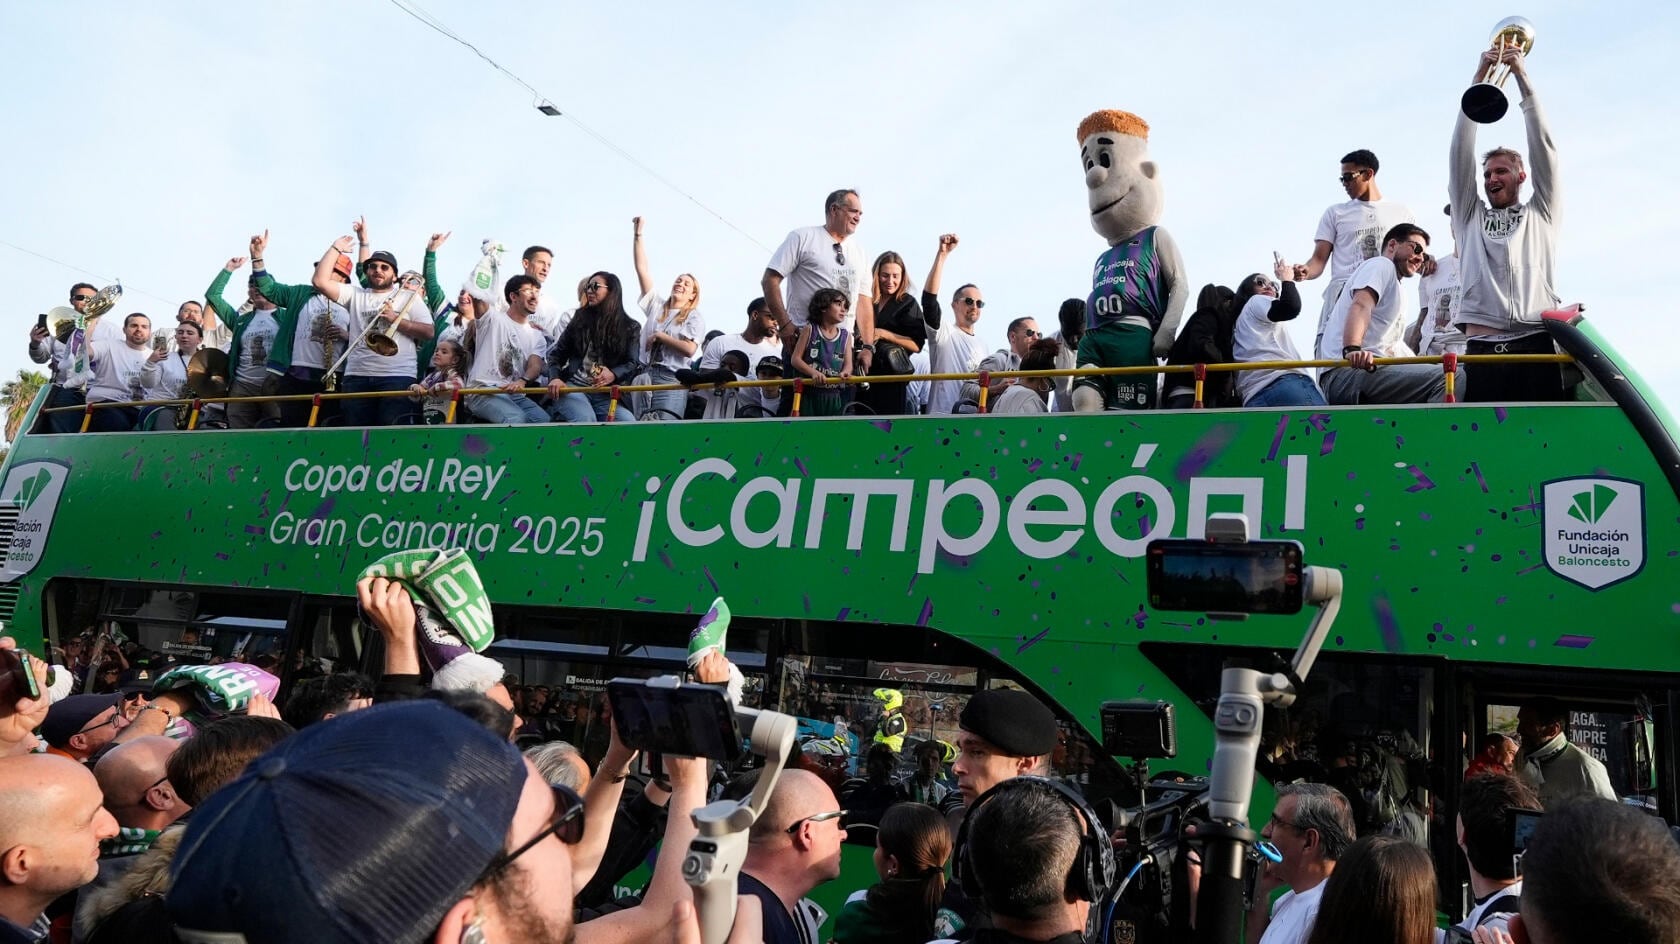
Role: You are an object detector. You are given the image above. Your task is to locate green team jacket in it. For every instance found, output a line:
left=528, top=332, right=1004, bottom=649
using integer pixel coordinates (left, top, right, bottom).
left=205, top=268, right=271, bottom=383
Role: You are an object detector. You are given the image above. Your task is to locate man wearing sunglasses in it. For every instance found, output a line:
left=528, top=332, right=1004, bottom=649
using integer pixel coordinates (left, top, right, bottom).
left=922, top=233, right=992, bottom=415
left=28, top=283, right=103, bottom=432
left=1283, top=150, right=1414, bottom=358
left=973, top=316, right=1041, bottom=405
left=312, top=238, right=435, bottom=426
left=736, top=768, right=848, bottom=944
left=40, top=694, right=128, bottom=764
left=1317, top=223, right=1460, bottom=405
left=762, top=189, right=876, bottom=415
left=168, top=700, right=582, bottom=944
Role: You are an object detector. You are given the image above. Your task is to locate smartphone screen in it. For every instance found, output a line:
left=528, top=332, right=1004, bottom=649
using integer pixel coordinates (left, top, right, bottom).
left=606, top=679, right=743, bottom=761
left=36, top=313, right=48, bottom=330
left=1146, top=539, right=1305, bottom=614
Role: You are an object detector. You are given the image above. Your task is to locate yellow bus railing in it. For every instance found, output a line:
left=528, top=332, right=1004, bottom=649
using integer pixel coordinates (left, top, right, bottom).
left=38, top=351, right=1578, bottom=430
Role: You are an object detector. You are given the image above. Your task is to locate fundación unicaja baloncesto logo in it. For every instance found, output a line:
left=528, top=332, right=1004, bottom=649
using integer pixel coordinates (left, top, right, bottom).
left=0, top=459, right=73, bottom=581
left=1543, top=477, right=1645, bottom=590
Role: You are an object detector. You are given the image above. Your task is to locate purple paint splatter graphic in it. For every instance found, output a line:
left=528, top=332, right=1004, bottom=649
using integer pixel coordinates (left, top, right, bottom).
left=1372, top=596, right=1403, bottom=652
left=1553, top=635, right=1593, bottom=649
left=1494, top=407, right=1508, bottom=424
left=869, top=419, right=893, bottom=433
left=1174, top=425, right=1237, bottom=480
left=793, top=458, right=809, bottom=476
left=1403, top=466, right=1436, bottom=492
left=581, top=476, right=593, bottom=498
left=1017, top=628, right=1050, bottom=654
left=1265, top=416, right=1288, bottom=463
left=1027, top=459, right=1043, bottom=473
left=703, top=567, right=719, bottom=593
left=836, top=607, right=851, bottom=621
left=1070, top=453, right=1083, bottom=471
left=916, top=598, right=934, bottom=627
left=461, top=435, right=490, bottom=457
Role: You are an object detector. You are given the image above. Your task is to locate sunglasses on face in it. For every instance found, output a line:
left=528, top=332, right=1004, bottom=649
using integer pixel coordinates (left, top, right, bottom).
left=366, top=262, right=393, bottom=272
left=784, top=809, right=847, bottom=834
left=1019, top=329, right=1041, bottom=339
left=1403, top=240, right=1427, bottom=255
left=72, top=294, right=96, bottom=302
left=959, top=298, right=985, bottom=309
left=585, top=282, right=606, bottom=293
left=477, top=784, right=586, bottom=882
left=1338, top=172, right=1366, bottom=183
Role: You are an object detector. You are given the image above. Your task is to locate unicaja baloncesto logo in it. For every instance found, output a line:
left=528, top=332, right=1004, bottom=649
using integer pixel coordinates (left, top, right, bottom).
left=0, top=459, right=72, bottom=581
left=1543, top=477, right=1645, bottom=590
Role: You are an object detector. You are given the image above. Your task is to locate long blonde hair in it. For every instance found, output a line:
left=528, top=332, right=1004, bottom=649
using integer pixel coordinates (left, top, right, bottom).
left=664, top=273, right=702, bottom=326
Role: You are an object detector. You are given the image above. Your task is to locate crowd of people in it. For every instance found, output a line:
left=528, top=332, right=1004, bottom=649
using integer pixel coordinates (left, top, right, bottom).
left=29, top=48, right=1566, bottom=433
left=2, top=597, right=1675, bottom=944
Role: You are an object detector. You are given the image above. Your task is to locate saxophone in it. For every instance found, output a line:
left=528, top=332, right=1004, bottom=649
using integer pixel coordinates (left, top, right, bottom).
left=318, top=307, right=339, bottom=391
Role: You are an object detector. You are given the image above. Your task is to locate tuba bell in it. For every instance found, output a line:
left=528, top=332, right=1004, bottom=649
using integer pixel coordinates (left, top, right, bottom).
left=1462, top=17, right=1536, bottom=124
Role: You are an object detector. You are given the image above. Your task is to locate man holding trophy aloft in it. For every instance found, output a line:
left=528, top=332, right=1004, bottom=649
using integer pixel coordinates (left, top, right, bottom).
left=1449, top=19, right=1567, bottom=403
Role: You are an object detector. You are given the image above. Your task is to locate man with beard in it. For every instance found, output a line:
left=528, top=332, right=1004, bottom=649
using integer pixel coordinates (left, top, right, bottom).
left=167, top=700, right=581, bottom=944
left=311, top=236, right=435, bottom=426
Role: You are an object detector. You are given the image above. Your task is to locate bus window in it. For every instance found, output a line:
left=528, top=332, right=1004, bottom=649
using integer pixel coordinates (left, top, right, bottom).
left=1142, top=642, right=1440, bottom=838
left=1484, top=697, right=1660, bottom=806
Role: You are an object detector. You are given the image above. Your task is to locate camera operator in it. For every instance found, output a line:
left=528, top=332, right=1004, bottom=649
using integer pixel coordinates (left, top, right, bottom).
left=953, top=776, right=1111, bottom=944
left=1488, top=797, right=1680, bottom=944
left=936, top=688, right=1062, bottom=940
left=1247, top=783, right=1356, bottom=944
left=1450, top=773, right=1539, bottom=939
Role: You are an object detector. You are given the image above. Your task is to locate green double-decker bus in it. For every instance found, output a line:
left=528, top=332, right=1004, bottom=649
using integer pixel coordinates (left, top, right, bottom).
left=3, top=314, right=1676, bottom=925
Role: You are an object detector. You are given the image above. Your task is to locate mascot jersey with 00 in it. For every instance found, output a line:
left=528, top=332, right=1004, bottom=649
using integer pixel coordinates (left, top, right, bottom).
left=1075, top=109, right=1188, bottom=412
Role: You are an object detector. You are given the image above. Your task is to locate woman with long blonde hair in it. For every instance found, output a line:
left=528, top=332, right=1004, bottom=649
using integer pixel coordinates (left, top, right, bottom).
left=631, top=216, right=706, bottom=419
left=859, top=250, right=925, bottom=415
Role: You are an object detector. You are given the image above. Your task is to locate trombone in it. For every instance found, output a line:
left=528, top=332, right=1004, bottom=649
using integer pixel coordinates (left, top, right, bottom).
left=322, top=286, right=418, bottom=391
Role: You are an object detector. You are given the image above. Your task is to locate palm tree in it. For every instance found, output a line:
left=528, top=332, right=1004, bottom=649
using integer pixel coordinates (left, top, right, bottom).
left=1, top=369, right=49, bottom=444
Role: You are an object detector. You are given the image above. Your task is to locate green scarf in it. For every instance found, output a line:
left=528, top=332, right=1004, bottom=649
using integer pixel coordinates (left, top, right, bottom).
left=101, top=826, right=161, bottom=858
left=358, top=548, right=500, bottom=691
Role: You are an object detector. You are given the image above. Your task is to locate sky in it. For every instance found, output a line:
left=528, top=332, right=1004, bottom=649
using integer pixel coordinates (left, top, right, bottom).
left=2, top=1, right=1676, bottom=429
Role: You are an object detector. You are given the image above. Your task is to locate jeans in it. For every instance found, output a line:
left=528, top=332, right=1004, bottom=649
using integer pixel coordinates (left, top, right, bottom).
left=1244, top=373, right=1328, bottom=408
left=45, top=385, right=86, bottom=434
left=466, top=392, right=549, bottom=424
left=276, top=370, right=339, bottom=428
left=644, top=366, right=689, bottom=420
left=341, top=374, right=419, bottom=426
left=1320, top=364, right=1458, bottom=405
left=549, top=392, right=638, bottom=424
left=85, top=402, right=139, bottom=432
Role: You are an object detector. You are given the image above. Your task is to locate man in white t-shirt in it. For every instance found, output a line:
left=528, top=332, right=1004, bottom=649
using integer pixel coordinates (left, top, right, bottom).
left=697, top=297, right=782, bottom=376
left=1414, top=252, right=1466, bottom=357
left=1248, top=783, right=1356, bottom=944
left=311, top=240, right=435, bottom=426
left=1317, top=223, right=1456, bottom=405
left=85, top=313, right=162, bottom=432
left=489, top=245, right=570, bottom=342
left=763, top=189, right=876, bottom=414
left=464, top=275, right=549, bottom=424
left=920, top=234, right=990, bottom=415
left=1286, top=150, right=1415, bottom=356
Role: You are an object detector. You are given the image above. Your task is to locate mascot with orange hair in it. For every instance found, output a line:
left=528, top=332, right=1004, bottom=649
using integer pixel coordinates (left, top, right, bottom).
left=1073, top=110, right=1187, bottom=411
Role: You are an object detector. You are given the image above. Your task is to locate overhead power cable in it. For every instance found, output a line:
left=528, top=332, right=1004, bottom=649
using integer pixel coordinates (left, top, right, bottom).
left=0, top=238, right=176, bottom=308
left=385, top=0, right=771, bottom=253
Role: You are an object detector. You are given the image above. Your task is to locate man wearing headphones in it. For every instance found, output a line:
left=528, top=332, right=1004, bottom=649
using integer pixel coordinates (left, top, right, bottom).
left=948, top=776, right=1114, bottom=944
left=937, top=687, right=1064, bottom=939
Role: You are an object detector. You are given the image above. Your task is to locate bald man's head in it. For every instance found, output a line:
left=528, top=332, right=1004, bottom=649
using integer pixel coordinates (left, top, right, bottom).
left=0, top=755, right=118, bottom=924
left=94, top=736, right=186, bottom=831
left=750, top=769, right=836, bottom=842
